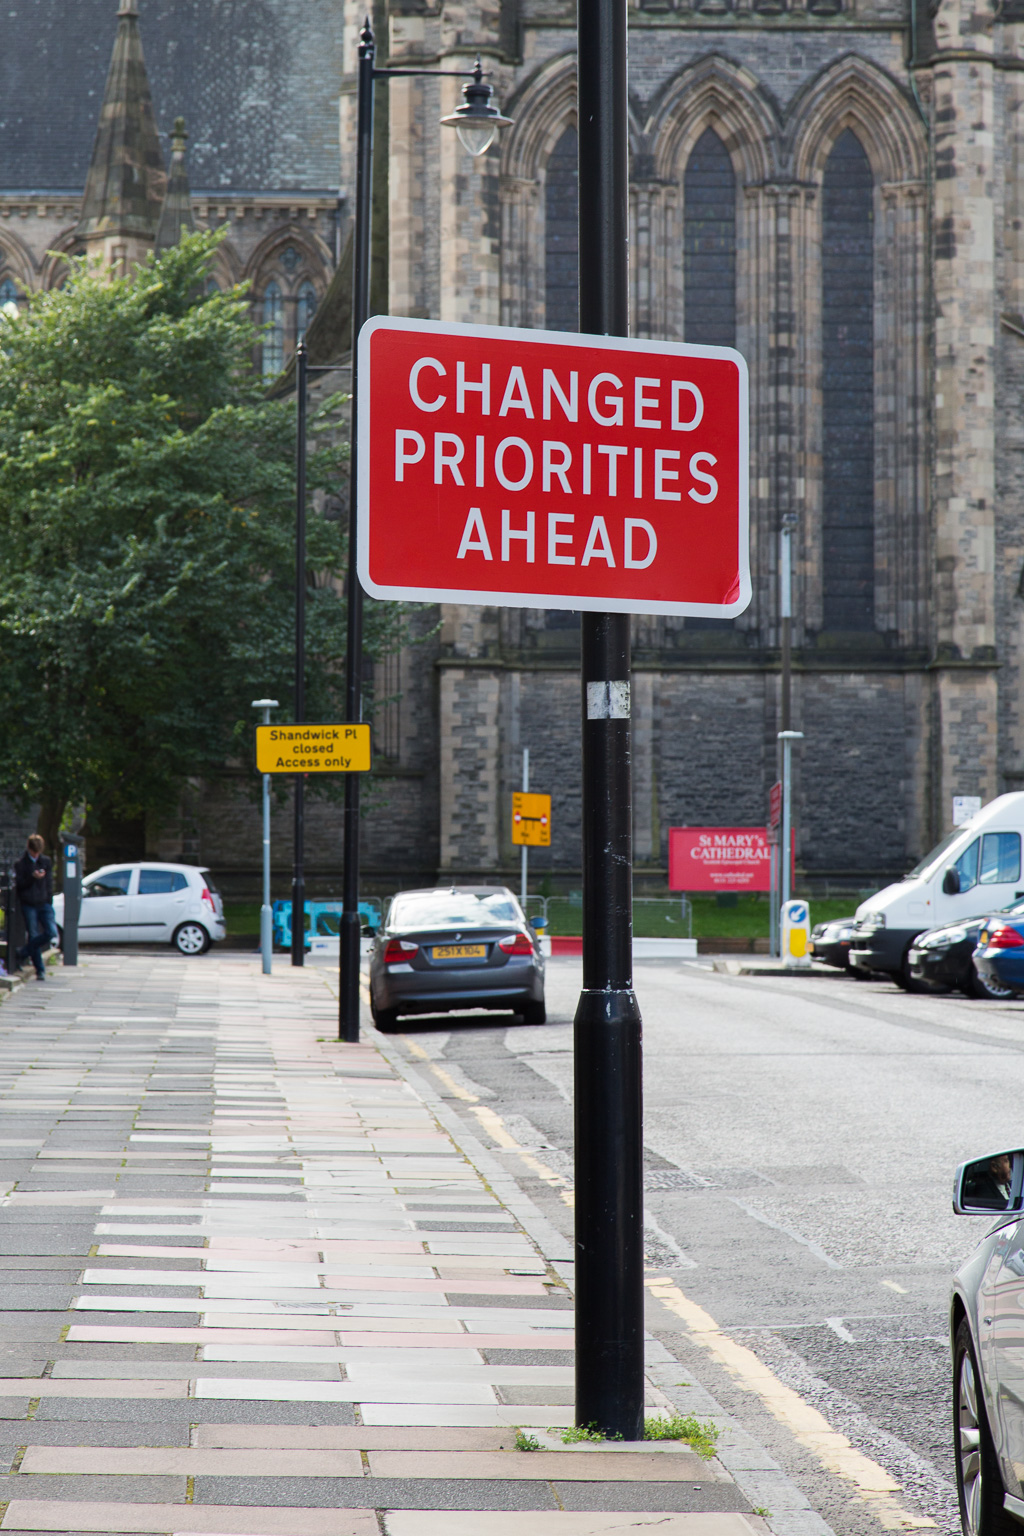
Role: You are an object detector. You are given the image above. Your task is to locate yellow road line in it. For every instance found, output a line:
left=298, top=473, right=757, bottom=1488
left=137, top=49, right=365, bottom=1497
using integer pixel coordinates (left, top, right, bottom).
left=470, top=1105, right=569, bottom=1190
left=645, top=1276, right=935, bottom=1531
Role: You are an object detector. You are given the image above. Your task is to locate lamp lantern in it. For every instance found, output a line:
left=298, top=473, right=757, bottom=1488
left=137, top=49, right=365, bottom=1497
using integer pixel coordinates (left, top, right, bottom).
left=440, top=58, right=512, bottom=156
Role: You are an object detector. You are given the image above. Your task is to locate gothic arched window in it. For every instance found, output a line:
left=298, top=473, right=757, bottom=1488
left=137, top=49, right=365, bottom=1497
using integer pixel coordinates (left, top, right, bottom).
left=0, top=277, right=19, bottom=312
left=261, top=281, right=284, bottom=378
left=684, top=128, right=736, bottom=348
left=297, top=281, right=318, bottom=339
left=684, top=129, right=736, bottom=630
left=821, top=130, right=875, bottom=632
left=545, top=126, right=578, bottom=334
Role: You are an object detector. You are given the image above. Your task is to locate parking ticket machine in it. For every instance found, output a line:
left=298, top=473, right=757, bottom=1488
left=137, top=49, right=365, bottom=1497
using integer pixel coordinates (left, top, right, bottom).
left=61, top=837, right=81, bottom=967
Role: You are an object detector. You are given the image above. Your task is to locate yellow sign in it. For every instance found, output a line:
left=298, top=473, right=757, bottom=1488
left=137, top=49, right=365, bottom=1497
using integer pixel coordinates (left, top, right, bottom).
left=255, top=723, right=371, bottom=774
left=512, top=792, right=551, bottom=847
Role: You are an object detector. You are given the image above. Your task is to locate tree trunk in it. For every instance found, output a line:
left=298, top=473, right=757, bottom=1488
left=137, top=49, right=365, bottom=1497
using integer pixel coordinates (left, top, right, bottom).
left=37, top=797, right=66, bottom=860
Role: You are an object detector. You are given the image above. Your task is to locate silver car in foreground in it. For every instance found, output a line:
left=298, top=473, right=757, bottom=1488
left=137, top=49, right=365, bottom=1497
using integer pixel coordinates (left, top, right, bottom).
left=368, top=885, right=545, bottom=1033
left=951, top=1147, right=1024, bottom=1535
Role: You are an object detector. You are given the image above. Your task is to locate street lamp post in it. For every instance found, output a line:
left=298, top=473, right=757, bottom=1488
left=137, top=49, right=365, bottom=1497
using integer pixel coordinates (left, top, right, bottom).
left=337, top=17, right=511, bottom=1043
left=778, top=730, right=804, bottom=909
left=292, top=343, right=308, bottom=968
left=253, top=698, right=280, bottom=975
left=573, top=0, right=644, bottom=1441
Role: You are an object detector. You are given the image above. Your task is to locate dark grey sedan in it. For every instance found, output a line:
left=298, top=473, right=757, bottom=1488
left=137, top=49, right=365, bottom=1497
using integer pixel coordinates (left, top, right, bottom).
left=368, top=886, right=546, bottom=1033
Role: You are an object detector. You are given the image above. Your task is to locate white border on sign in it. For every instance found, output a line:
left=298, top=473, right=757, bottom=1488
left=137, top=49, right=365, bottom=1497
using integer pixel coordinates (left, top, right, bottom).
left=356, top=316, right=750, bottom=618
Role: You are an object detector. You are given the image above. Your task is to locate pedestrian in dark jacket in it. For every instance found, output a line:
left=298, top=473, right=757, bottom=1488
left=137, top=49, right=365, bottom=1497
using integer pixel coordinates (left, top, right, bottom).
left=14, top=834, right=55, bottom=980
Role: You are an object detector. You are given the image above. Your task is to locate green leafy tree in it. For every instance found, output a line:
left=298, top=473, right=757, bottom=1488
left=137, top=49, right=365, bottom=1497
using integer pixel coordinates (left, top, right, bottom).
left=0, top=231, right=398, bottom=848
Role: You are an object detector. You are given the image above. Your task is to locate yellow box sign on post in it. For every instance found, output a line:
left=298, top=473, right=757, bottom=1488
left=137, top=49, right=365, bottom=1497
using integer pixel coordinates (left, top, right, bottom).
left=512, top=792, right=551, bottom=847
left=255, top=723, right=371, bottom=774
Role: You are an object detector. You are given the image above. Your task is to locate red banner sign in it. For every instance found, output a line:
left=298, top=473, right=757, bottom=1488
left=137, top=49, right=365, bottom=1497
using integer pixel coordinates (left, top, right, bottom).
left=357, top=318, right=749, bottom=618
left=669, top=826, right=792, bottom=892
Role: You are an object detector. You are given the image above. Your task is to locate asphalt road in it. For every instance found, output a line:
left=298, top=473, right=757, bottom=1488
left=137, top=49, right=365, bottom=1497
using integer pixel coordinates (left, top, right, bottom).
left=376, top=956, right=1024, bottom=1536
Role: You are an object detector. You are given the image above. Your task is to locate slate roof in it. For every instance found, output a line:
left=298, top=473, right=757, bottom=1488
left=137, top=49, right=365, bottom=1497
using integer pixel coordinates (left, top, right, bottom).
left=0, top=0, right=344, bottom=193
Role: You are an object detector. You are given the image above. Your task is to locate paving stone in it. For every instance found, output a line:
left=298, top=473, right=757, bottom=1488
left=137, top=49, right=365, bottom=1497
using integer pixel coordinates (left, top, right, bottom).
left=0, top=1289, right=75, bottom=1309
left=383, top=1518, right=760, bottom=1536
left=482, top=1349, right=574, bottom=1366
left=0, top=1502, right=379, bottom=1534
left=33, top=1399, right=358, bottom=1425
left=499, top=1385, right=575, bottom=1405
left=0, top=1474, right=188, bottom=1500
left=10, top=1423, right=193, bottom=1447
left=192, top=1475, right=560, bottom=1509
left=20, top=1446, right=364, bottom=1477
left=555, top=1483, right=752, bottom=1512
left=367, top=1450, right=715, bottom=1480
left=192, top=1426, right=520, bottom=1451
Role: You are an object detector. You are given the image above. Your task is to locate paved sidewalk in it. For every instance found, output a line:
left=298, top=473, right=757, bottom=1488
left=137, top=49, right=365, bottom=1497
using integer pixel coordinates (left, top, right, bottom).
left=0, top=953, right=767, bottom=1535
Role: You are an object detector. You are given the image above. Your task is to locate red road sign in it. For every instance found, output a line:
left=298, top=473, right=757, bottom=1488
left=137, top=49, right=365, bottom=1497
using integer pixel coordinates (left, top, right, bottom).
left=357, top=318, right=749, bottom=617
left=768, top=780, right=782, bottom=831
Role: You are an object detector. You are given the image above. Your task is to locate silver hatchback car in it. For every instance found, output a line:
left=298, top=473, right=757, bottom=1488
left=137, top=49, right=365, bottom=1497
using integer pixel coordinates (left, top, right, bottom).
left=368, top=885, right=546, bottom=1033
left=951, top=1147, right=1024, bottom=1536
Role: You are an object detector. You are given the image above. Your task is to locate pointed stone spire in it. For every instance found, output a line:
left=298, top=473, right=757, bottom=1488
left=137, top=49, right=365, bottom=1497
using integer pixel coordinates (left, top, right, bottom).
left=155, top=118, right=196, bottom=254
left=76, top=0, right=167, bottom=275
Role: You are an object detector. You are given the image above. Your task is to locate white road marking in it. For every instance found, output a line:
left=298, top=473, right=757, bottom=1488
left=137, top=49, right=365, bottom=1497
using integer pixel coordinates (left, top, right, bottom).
left=824, top=1316, right=856, bottom=1343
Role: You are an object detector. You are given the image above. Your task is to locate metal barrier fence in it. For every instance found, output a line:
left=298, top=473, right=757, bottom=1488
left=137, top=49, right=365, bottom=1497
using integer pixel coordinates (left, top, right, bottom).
left=0, top=845, right=25, bottom=976
left=524, top=893, right=692, bottom=939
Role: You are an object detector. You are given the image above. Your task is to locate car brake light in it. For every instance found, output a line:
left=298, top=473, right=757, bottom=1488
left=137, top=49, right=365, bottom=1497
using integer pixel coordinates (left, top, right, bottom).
left=987, top=926, right=1024, bottom=949
left=498, top=932, right=534, bottom=955
left=200, top=886, right=215, bottom=912
left=384, top=938, right=418, bottom=963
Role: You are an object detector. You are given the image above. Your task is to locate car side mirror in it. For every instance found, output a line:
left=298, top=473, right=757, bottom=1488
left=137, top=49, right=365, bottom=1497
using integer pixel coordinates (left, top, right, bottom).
left=953, top=1149, right=1024, bottom=1215
left=943, top=868, right=961, bottom=896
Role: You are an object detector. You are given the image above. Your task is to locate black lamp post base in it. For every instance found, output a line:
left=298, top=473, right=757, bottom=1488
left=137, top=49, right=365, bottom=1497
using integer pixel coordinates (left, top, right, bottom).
left=573, top=984, right=645, bottom=1441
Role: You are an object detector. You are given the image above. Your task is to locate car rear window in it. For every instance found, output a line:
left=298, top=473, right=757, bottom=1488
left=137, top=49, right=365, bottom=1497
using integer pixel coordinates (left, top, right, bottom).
left=390, top=891, right=522, bottom=928
left=200, top=870, right=220, bottom=893
left=138, top=870, right=188, bottom=895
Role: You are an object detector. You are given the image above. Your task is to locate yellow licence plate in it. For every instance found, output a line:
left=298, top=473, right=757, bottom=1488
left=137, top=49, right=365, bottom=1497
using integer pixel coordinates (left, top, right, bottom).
left=432, top=944, right=486, bottom=960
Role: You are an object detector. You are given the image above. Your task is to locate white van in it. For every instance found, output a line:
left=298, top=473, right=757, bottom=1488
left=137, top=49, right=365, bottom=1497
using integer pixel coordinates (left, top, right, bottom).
left=848, top=793, right=1024, bottom=985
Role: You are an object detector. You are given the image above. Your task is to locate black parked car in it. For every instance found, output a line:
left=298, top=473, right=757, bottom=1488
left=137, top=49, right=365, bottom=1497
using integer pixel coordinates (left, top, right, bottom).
left=808, top=917, right=872, bottom=975
left=907, top=899, right=1024, bottom=998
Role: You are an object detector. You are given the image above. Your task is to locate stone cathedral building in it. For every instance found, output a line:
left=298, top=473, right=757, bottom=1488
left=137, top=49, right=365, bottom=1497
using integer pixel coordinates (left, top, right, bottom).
left=0, top=0, right=1018, bottom=886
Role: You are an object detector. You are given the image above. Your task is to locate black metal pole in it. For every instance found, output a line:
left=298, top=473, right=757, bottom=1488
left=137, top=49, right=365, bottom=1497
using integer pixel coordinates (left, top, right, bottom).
left=338, top=17, right=375, bottom=1041
left=291, top=340, right=308, bottom=968
left=573, top=0, right=644, bottom=1441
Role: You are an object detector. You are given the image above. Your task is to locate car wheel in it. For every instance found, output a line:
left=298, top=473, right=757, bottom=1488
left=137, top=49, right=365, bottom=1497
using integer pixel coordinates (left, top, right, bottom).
left=848, top=964, right=876, bottom=981
left=370, top=996, right=399, bottom=1034
left=967, top=965, right=1015, bottom=1002
left=894, top=951, right=925, bottom=992
left=954, top=1317, right=1015, bottom=1536
left=515, top=1000, right=547, bottom=1025
left=172, top=922, right=210, bottom=956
